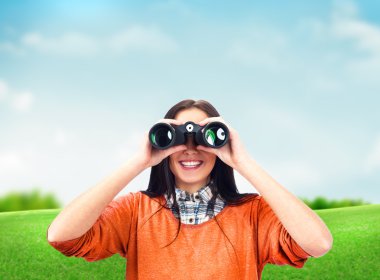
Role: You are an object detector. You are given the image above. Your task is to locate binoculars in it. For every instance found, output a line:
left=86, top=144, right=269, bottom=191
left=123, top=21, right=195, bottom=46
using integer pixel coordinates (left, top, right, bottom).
left=149, top=121, right=229, bottom=150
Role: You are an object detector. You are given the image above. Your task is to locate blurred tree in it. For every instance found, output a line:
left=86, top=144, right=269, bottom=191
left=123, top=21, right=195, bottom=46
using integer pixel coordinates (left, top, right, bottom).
left=299, top=196, right=371, bottom=210
left=0, top=188, right=61, bottom=212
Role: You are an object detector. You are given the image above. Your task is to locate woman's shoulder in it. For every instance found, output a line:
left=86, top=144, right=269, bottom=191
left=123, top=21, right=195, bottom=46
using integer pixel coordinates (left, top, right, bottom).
left=113, top=190, right=165, bottom=210
left=227, top=193, right=262, bottom=207
left=225, top=194, right=274, bottom=221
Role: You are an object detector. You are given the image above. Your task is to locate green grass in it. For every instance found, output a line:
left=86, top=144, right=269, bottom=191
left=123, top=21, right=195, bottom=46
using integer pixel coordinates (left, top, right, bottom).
left=0, top=205, right=379, bottom=279
left=262, top=204, right=380, bottom=279
left=0, top=209, right=125, bottom=279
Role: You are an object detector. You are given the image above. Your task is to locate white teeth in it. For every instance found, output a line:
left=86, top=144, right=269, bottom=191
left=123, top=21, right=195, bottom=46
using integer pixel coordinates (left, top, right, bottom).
left=180, top=161, right=202, bottom=167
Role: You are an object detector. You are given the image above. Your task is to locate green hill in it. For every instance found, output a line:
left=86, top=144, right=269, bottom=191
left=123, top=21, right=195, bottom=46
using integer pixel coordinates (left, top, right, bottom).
left=0, top=204, right=379, bottom=279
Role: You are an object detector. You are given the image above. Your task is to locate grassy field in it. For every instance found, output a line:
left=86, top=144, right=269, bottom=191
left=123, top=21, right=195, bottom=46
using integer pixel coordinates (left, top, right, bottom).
left=0, top=204, right=379, bottom=279
left=262, top=204, right=380, bottom=279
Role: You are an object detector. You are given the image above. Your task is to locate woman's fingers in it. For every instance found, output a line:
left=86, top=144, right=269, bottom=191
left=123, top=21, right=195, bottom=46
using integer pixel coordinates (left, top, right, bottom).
left=198, top=117, right=221, bottom=126
left=156, top=118, right=183, bottom=126
left=198, top=117, right=231, bottom=130
left=196, top=145, right=217, bottom=155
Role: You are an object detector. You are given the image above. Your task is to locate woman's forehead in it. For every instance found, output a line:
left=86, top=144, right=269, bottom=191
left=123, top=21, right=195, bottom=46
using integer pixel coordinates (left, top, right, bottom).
left=175, top=108, right=208, bottom=123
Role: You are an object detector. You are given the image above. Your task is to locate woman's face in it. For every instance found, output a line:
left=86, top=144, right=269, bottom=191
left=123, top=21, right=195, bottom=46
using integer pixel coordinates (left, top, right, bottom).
left=169, top=107, right=217, bottom=193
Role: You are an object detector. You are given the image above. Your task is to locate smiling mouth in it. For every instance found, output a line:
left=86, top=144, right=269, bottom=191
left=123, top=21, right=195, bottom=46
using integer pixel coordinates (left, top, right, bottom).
left=179, top=160, right=203, bottom=170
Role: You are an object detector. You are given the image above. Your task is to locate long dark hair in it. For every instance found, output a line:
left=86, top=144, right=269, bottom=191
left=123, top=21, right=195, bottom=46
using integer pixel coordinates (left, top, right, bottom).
left=141, top=99, right=258, bottom=256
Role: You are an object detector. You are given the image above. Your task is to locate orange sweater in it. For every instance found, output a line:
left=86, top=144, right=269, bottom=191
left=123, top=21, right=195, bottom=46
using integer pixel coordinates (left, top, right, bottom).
left=47, top=191, right=312, bottom=279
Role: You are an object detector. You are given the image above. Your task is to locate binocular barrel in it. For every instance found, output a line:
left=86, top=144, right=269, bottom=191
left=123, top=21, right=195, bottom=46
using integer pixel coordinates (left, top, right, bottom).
left=149, top=121, right=229, bottom=150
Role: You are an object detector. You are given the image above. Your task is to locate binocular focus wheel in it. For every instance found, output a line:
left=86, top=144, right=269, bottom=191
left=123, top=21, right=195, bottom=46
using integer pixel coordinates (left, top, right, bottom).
left=186, top=124, right=194, bottom=132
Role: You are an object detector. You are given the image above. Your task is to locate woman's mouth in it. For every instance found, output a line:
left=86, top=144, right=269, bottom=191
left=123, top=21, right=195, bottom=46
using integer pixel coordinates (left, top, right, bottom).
left=179, top=160, right=203, bottom=170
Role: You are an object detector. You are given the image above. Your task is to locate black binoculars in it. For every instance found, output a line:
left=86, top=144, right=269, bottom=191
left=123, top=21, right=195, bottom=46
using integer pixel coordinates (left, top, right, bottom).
left=149, top=121, right=229, bottom=150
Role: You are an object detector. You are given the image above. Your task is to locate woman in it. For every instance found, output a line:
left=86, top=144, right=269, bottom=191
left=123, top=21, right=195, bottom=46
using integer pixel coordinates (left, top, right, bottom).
left=47, top=99, right=333, bottom=279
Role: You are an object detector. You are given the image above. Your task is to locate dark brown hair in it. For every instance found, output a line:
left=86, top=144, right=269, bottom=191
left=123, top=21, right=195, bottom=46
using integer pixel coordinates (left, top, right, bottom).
left=141, top=99, right=258, bottom=255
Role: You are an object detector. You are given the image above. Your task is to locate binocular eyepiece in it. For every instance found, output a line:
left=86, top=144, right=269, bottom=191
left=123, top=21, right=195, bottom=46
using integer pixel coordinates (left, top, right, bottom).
left=149, top=121, right=229, bottom=150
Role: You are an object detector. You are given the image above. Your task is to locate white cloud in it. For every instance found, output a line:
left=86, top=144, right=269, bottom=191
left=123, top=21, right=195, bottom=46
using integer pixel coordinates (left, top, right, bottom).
left=331, top=1, right=380, bottom=56
left=10, top=91, right=34, bottom=112
left=22, top=32, right=99, bottom=56
left=0, top=79, right=35, bottom=112
left=108, top=25, right=178, bottom=53
left=332, top=3, right=380, bottom=80
left=306, top=0, right=380, bottom=82
left=0, top=25, right=178, bottom=57
left=333, top=18, right=380, bottom=55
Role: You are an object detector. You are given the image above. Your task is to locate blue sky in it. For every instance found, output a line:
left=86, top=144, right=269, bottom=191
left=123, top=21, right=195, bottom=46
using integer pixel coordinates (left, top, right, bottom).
left=1, top=0, right=379, bottom=205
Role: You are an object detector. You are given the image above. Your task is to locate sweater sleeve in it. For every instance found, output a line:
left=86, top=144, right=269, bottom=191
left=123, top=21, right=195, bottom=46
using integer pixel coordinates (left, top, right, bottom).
left=46, top=192, right=136, bottom=262
left=257, top=196, right=311, bottom=268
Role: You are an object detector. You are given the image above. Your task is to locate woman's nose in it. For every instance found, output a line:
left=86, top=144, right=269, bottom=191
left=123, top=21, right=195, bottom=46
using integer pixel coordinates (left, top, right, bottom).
left=184, top=135, right=197, bottom=150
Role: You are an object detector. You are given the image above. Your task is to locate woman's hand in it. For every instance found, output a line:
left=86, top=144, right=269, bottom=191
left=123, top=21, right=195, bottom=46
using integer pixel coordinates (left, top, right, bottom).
left=196, top=117, right=252, bottom=171
left=134, top=119, right=187, bottom=170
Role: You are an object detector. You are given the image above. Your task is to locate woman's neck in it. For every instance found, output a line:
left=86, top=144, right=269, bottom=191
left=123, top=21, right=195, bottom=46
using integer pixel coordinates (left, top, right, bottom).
left=175, top=178, right=211, bottom=194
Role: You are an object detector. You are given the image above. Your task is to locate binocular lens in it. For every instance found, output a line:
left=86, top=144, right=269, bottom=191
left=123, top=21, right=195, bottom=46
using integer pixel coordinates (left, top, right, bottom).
left=204, top=126, right=226, bottom=147
left=150, top=125, right=173, bottom=148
